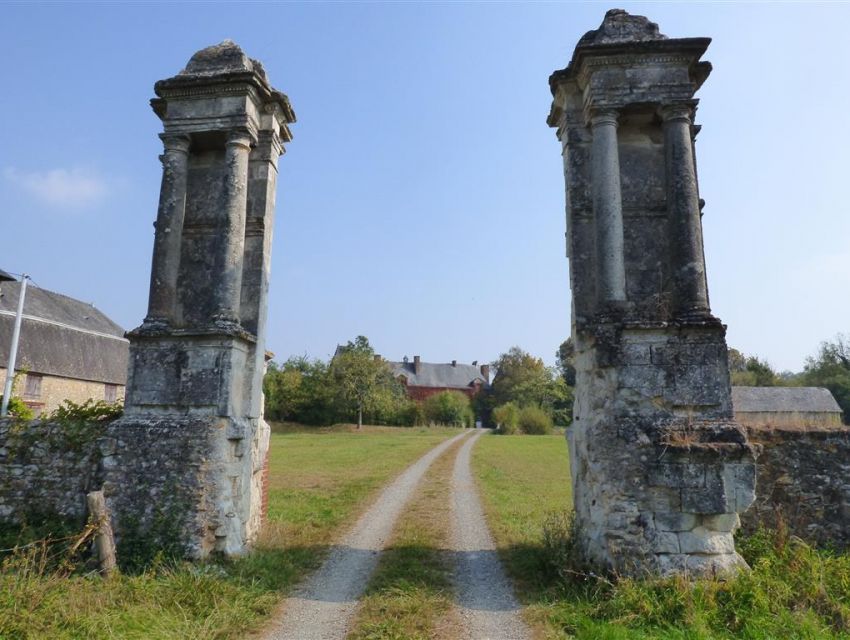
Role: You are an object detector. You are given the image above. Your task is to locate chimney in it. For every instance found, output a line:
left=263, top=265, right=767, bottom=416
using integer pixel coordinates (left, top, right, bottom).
left=414, top=355, right=421, bottom=375
left=403, top=355, right=409, bottom=364
left=480, top=364, right=490, bottom=383
left=452, top=360, right=457, bottom=367
left=374, top=354, right=381, bottom=362
left=472, top=360, right=478, bottom=366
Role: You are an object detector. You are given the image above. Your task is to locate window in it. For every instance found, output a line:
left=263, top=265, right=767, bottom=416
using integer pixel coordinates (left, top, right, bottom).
left=104, top=384, right=118, bottom=403
left=24, top=373, right=42, bottom=398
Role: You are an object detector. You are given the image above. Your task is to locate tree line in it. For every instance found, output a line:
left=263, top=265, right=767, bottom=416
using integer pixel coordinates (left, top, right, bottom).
left=262, top=331, right=850, bottom=430
left=262, top=336, right=575, bottom=432
left=729, top=333, right=850, bottom=424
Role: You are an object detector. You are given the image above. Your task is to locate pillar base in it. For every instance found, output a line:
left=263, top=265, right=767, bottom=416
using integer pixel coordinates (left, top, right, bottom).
left=103, top=414, right=268, bottom=561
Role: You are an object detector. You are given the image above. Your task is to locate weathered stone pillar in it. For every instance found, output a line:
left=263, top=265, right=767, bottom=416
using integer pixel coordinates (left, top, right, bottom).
left=661, top=104, right=710, bottom=319
left=548, top=10, right=757, bottom=577
left=107, top=41, right=294, bottom=562
left=590, top=109, right=627, bottom=308
left=145, top=134, right=191, bottom=326
left=214, top=130, right=254, bottom=326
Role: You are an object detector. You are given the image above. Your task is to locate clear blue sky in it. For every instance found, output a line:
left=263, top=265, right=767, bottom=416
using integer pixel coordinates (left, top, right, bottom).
left=2, top=2, right=848, bottom=372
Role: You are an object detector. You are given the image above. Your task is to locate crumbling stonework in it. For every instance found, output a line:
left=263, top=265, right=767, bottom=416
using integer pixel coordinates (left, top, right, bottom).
left=105, top=41, right=294, bottom=558
left=548, top=10, right=758, bottom=576
left=0, top=418, right=104, bottom=527
left=742, top=425, right=850, bottom=548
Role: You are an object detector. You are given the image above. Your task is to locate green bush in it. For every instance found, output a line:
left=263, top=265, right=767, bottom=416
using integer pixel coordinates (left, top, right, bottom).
left=422, top=391, right=472, bottom=427
left=0, top=395, right=34, bottom=421
left=518, top=405, right=552, bottom=435
left=391, top=399, right=425, bottom=427
left=492, top=402, right=520, bottom=434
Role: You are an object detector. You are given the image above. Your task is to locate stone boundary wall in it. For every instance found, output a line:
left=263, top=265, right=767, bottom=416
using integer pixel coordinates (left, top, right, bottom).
left=743, top=425, right=850, bottom=548
left=0, top=418, right=105, bottom=527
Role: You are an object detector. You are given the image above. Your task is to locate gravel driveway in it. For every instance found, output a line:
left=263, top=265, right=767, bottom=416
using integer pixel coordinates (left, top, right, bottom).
left=264, top=430, right=471, bottom=640
left=450, top=430, right=531, bottom=640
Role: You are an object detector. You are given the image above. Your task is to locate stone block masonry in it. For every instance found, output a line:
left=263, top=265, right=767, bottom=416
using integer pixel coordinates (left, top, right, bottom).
left=104, top=41, right=294, bottom=558
left=548, top=10, right=758, bottom=576
left=741, top=425, right=850, bottom=549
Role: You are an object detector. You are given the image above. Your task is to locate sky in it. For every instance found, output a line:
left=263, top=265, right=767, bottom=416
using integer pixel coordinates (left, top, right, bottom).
left=1, top=1, right=848, bottom=373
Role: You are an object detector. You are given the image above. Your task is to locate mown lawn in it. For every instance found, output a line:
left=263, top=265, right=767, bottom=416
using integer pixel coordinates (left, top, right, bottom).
left=0, top=425, right=458, bottom=640
left=472, top=432, right=850, bottom=640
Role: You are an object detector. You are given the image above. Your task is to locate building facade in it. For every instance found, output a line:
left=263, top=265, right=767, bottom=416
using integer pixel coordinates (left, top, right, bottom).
left=387, top=355, right=490, bottom=401
left=0, top=281, right=129, bottom=415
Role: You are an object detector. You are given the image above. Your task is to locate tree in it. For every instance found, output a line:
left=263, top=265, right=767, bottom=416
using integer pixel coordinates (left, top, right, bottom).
left=328, top=336, right=399, bottom=429
left=555, top=338, right=576, bottom=386
left=802, top=333, right=850, bottom=425
left=489, top=347, right=555, bottom=408
left=478, top=346, right=572, bottom=426
left=264, top=356, right=333, bottom=425
left=727, top=348, right=779, bottom=387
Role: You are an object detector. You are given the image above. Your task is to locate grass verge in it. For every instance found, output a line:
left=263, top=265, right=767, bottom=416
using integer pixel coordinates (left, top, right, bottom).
left=347, top=435, right=464, bottom=640
left=472, top=432, right=850, bottom=640
left=0, top=426, right=459, bottom=639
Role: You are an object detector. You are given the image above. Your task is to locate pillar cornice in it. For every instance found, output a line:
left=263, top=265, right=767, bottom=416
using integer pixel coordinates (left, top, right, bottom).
left=159, top=133, right=192, bottom=154
left=659, top=102, right=697, bottom=124
left=588, top=107, right=620, bottom=129
left=226, top=129, right=255, bottom=150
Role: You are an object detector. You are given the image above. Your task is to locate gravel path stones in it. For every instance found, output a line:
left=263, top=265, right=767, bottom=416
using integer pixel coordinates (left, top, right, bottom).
left=265, top=430, right=471, bottom=640
left=451, top=430, right=531, bottom=640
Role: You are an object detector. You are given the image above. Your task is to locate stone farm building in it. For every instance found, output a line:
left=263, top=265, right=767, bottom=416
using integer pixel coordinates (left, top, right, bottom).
left=387, top=355, right=490, bottom=402
left=0, top=280, right=129, bottom=415
left=732, top=386, right=843, bottom=429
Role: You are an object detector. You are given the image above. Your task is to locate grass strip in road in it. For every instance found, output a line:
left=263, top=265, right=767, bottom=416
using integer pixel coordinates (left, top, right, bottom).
left=347, top=435, right=466, bottom=640
left=472, top=432, right=850, bottom=640
left=0, top=426, right=459, bottom=640
left=471, top=433, right=572, bottom=598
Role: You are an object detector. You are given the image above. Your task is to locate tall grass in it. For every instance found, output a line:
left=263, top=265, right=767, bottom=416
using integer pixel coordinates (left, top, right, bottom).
left=473, top=433, right=850, bottom=639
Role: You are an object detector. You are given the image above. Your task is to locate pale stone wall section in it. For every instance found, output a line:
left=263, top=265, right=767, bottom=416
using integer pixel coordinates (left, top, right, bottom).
left=0, top=368, right=123, bottom=416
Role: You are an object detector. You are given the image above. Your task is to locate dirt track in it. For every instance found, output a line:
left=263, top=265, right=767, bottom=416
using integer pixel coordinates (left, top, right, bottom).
left=265, top=428, right=529, bottom=640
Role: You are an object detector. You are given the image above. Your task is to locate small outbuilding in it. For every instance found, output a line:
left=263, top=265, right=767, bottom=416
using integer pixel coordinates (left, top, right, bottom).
left=0, top=280, right=129, bottom=415
left=731, top=386, right=843, bottom=429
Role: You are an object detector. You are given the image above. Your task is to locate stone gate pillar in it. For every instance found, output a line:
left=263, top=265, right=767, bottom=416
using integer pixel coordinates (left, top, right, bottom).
left=105, top=41, right=294, bottom=558
left=548, top=10, right=758, bottom=576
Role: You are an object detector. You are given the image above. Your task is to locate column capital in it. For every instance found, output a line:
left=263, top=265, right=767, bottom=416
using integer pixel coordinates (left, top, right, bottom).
left=159, top=133, right=191, bottom=154
left=589, top=108, right=620, bottom=128
left=659, top=103, right=694, bottom=124
left=227, top=129, right=255, bottom=150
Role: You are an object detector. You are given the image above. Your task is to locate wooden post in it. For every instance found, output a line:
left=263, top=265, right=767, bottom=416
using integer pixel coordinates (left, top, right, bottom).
left=86, top=490, right=117, bottom=575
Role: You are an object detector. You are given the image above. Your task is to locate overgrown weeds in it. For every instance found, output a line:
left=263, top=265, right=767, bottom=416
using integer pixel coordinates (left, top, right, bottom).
left=475, top=434, right=850, bottom=639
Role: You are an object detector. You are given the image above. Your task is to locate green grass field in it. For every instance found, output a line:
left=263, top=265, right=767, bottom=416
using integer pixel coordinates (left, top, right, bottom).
left=472, top=432, right=850, bottom=640
left=0, top=425, right=458, bottom=640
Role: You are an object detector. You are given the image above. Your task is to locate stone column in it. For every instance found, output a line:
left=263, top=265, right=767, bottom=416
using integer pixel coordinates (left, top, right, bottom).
left=661, top=104, right=710, bottom=318
left=214, top=130, right=254, bottom=325
left=590, top=109, right=627, bottom=309
left=145, top=134, right=191, bottom=325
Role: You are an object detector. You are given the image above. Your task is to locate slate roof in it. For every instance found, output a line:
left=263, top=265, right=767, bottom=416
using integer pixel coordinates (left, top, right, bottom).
left=732, top=386, right=842, bottom=414
left=0, top=281, right=129, bottom=385
left=388, top=360, right=488, bottom=390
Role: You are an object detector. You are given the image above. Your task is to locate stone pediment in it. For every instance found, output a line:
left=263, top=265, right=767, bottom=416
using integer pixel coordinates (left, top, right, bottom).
left=578, top=9, right=667, bottom=46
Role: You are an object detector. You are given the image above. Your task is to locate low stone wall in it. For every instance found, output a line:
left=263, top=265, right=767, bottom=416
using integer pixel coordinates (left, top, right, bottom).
left=0, top=418, right=105, bottom=527
left=743, top=425, right=850, bottom=548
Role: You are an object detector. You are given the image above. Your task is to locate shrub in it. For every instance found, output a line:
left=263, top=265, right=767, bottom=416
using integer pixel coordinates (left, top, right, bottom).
left=0, top=396, right=34, bottom=421
left=518, top=405, right=553, bottom=435
left=492, top=402, right=520, bottom=435
left=423, top=391, right=472, bottom=427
